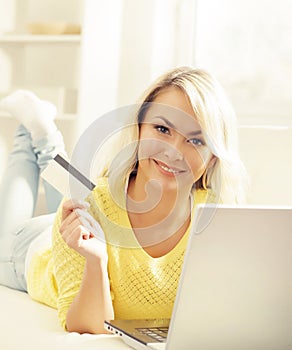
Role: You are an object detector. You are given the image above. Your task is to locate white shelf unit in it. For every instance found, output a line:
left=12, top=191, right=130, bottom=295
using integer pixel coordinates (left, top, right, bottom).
left=0, top=34, right=81, bottom=44
left=0, top=39, right=81, bottom=120
left=0, top=1, right=123, bottom=201
left=0, top=0, right=83, bottom=122
left=0, top=0, right=123, bottom=130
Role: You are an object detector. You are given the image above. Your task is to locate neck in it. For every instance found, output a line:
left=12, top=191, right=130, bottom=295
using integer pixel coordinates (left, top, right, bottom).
left=127, top=175, right=192, bottom=236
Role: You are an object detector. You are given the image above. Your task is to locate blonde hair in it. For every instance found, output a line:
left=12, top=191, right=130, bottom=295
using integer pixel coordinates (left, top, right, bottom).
left=92, top=66, right=248, bottom=204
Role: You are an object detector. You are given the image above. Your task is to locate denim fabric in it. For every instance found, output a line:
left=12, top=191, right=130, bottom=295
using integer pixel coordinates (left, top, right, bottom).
left=0, top=125, right=64, bottom=291
left=0, top=214, right=55, bottom=291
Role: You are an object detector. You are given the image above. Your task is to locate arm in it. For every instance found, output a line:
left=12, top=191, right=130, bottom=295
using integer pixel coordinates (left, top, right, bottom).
left=66, top=256, right=114, bottom=334
left=59, top=199, right=114, bottom=334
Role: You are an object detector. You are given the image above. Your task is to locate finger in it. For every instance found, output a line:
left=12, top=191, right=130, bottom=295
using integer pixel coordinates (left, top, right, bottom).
left=61, top=209, right=80, bottom=229
left=75, top=208, right=101, bottom=231
left=63, top=224, right=91, bottom=249
left=77, top=215, right=101, bottom=241
left=75, top=209, right=105, bottom=241
left=60, top=214, right=81, bottom=241
left=62, top=198, right=90, bottom=221
left=60, top=210, right=96, bottom=243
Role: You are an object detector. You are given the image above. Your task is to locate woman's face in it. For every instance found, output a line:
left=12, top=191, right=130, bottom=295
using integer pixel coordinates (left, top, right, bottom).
left=137, top=87, right=214, bottom=193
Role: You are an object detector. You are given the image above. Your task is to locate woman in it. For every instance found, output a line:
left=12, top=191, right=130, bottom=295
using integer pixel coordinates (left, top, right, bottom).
left=0, top=67, right=247, bottom=334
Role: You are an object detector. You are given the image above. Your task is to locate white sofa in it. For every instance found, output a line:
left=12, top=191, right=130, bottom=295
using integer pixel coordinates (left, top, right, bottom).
left=0, top=285, right=130, bottom=349
left=1, top=126, right=291, bottom=350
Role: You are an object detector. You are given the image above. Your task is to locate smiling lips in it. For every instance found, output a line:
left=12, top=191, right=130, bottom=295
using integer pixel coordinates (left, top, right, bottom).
left=153, top=159, right=185, bottom=175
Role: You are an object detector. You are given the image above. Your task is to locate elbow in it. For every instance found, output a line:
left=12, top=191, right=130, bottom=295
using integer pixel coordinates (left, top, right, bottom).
left=65, top=310, right=110, bottom=334
left=66, top=321, right=108, bottom=335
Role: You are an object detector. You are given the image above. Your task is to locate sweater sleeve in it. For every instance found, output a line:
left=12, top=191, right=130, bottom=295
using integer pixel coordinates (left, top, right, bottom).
left=51, top=199, right=86, bottom=330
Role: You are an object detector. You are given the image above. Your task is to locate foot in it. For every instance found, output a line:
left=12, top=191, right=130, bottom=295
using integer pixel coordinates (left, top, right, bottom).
left=0, top=90, right=58, bottom=140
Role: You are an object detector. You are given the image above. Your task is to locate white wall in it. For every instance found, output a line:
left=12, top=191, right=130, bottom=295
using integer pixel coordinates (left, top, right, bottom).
left=116, top=0, right=196, bottom=106
left=74, top=0, right=123, bottom=135
left=1, top=0, right=292, bottom=210
left=238, top=126, right=292, bottom=205
left=194, top=0, right=292, bottom=126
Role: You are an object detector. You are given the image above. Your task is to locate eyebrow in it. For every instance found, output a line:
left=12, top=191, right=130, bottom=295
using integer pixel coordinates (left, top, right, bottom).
left=152, top=116, right=203, bottom=137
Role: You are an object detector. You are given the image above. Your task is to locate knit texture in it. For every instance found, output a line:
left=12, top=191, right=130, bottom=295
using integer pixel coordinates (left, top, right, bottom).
left=27, top=177, right=210, bottom=330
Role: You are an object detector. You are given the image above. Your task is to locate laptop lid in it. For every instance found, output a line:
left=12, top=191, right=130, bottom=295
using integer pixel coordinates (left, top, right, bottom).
left=166, top=204, right=292, bottom=350
left=105, top=205, right=292, bottom=350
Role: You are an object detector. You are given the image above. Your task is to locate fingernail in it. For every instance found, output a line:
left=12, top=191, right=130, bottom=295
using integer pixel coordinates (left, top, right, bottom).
left=80, top=200, right=90, bottom=207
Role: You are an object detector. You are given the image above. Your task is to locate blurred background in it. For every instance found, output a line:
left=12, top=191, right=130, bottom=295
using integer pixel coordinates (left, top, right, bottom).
left=0, top=0, right=292, bottom=208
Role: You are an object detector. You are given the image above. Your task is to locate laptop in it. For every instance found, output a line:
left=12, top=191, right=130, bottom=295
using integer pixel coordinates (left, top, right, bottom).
left=104, top=204, right=292, bottom=350
left=40, top=156, right=291, bottom=349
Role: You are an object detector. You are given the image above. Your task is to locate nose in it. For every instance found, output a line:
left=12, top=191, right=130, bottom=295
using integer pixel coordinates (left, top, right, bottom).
left=163, top=139, right=183, bottom=161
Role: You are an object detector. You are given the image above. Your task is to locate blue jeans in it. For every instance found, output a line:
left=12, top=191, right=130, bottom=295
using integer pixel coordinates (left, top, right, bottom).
left=0, top=125, right=64, bottom=291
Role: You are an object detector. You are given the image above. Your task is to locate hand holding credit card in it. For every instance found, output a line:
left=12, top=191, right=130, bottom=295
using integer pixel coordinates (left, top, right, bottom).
left=42, top=154, right=107, bottom=243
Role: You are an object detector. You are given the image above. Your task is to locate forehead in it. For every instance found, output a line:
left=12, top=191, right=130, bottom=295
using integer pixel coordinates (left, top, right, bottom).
left=143, top=87, right=202, bottom=135
left=152, top=86, right=195, bottom=116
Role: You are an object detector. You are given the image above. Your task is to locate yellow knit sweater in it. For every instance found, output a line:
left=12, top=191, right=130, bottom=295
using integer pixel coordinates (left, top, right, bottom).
left=27, top=177, right=210, bottom=330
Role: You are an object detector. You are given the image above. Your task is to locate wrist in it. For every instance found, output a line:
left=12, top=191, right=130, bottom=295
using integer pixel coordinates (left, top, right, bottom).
left=85, top=256, right=108, bottom=273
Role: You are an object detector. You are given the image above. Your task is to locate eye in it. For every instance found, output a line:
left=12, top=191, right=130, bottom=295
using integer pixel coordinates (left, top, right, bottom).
left=188, top=138, right=204, bottom=146
left=154, top=125, right=170, bottom=135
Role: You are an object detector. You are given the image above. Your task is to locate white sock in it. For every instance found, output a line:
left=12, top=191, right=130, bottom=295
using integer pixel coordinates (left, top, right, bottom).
left=0, top=90, right=58, bottom=140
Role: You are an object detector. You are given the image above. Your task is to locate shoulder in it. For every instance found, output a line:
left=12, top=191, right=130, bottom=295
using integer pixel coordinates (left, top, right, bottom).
left=86, top=176, right=124, bottom=223
left=87, top=176, right=112, bottom=207
left=92, top=176, right=110, bottom=193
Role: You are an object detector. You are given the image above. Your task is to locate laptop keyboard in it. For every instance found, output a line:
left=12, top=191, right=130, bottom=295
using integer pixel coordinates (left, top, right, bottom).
left=135, top=327, right=168, bottom=342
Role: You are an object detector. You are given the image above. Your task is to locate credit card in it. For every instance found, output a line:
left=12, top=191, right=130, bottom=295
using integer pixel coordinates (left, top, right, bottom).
left=41, top=153, right=96, bottom=196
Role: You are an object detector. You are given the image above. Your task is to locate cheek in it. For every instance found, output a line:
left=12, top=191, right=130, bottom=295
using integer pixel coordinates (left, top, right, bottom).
left=186, top=149, right=212, bottom=176
left=138, top=138, right=163, bottom=160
